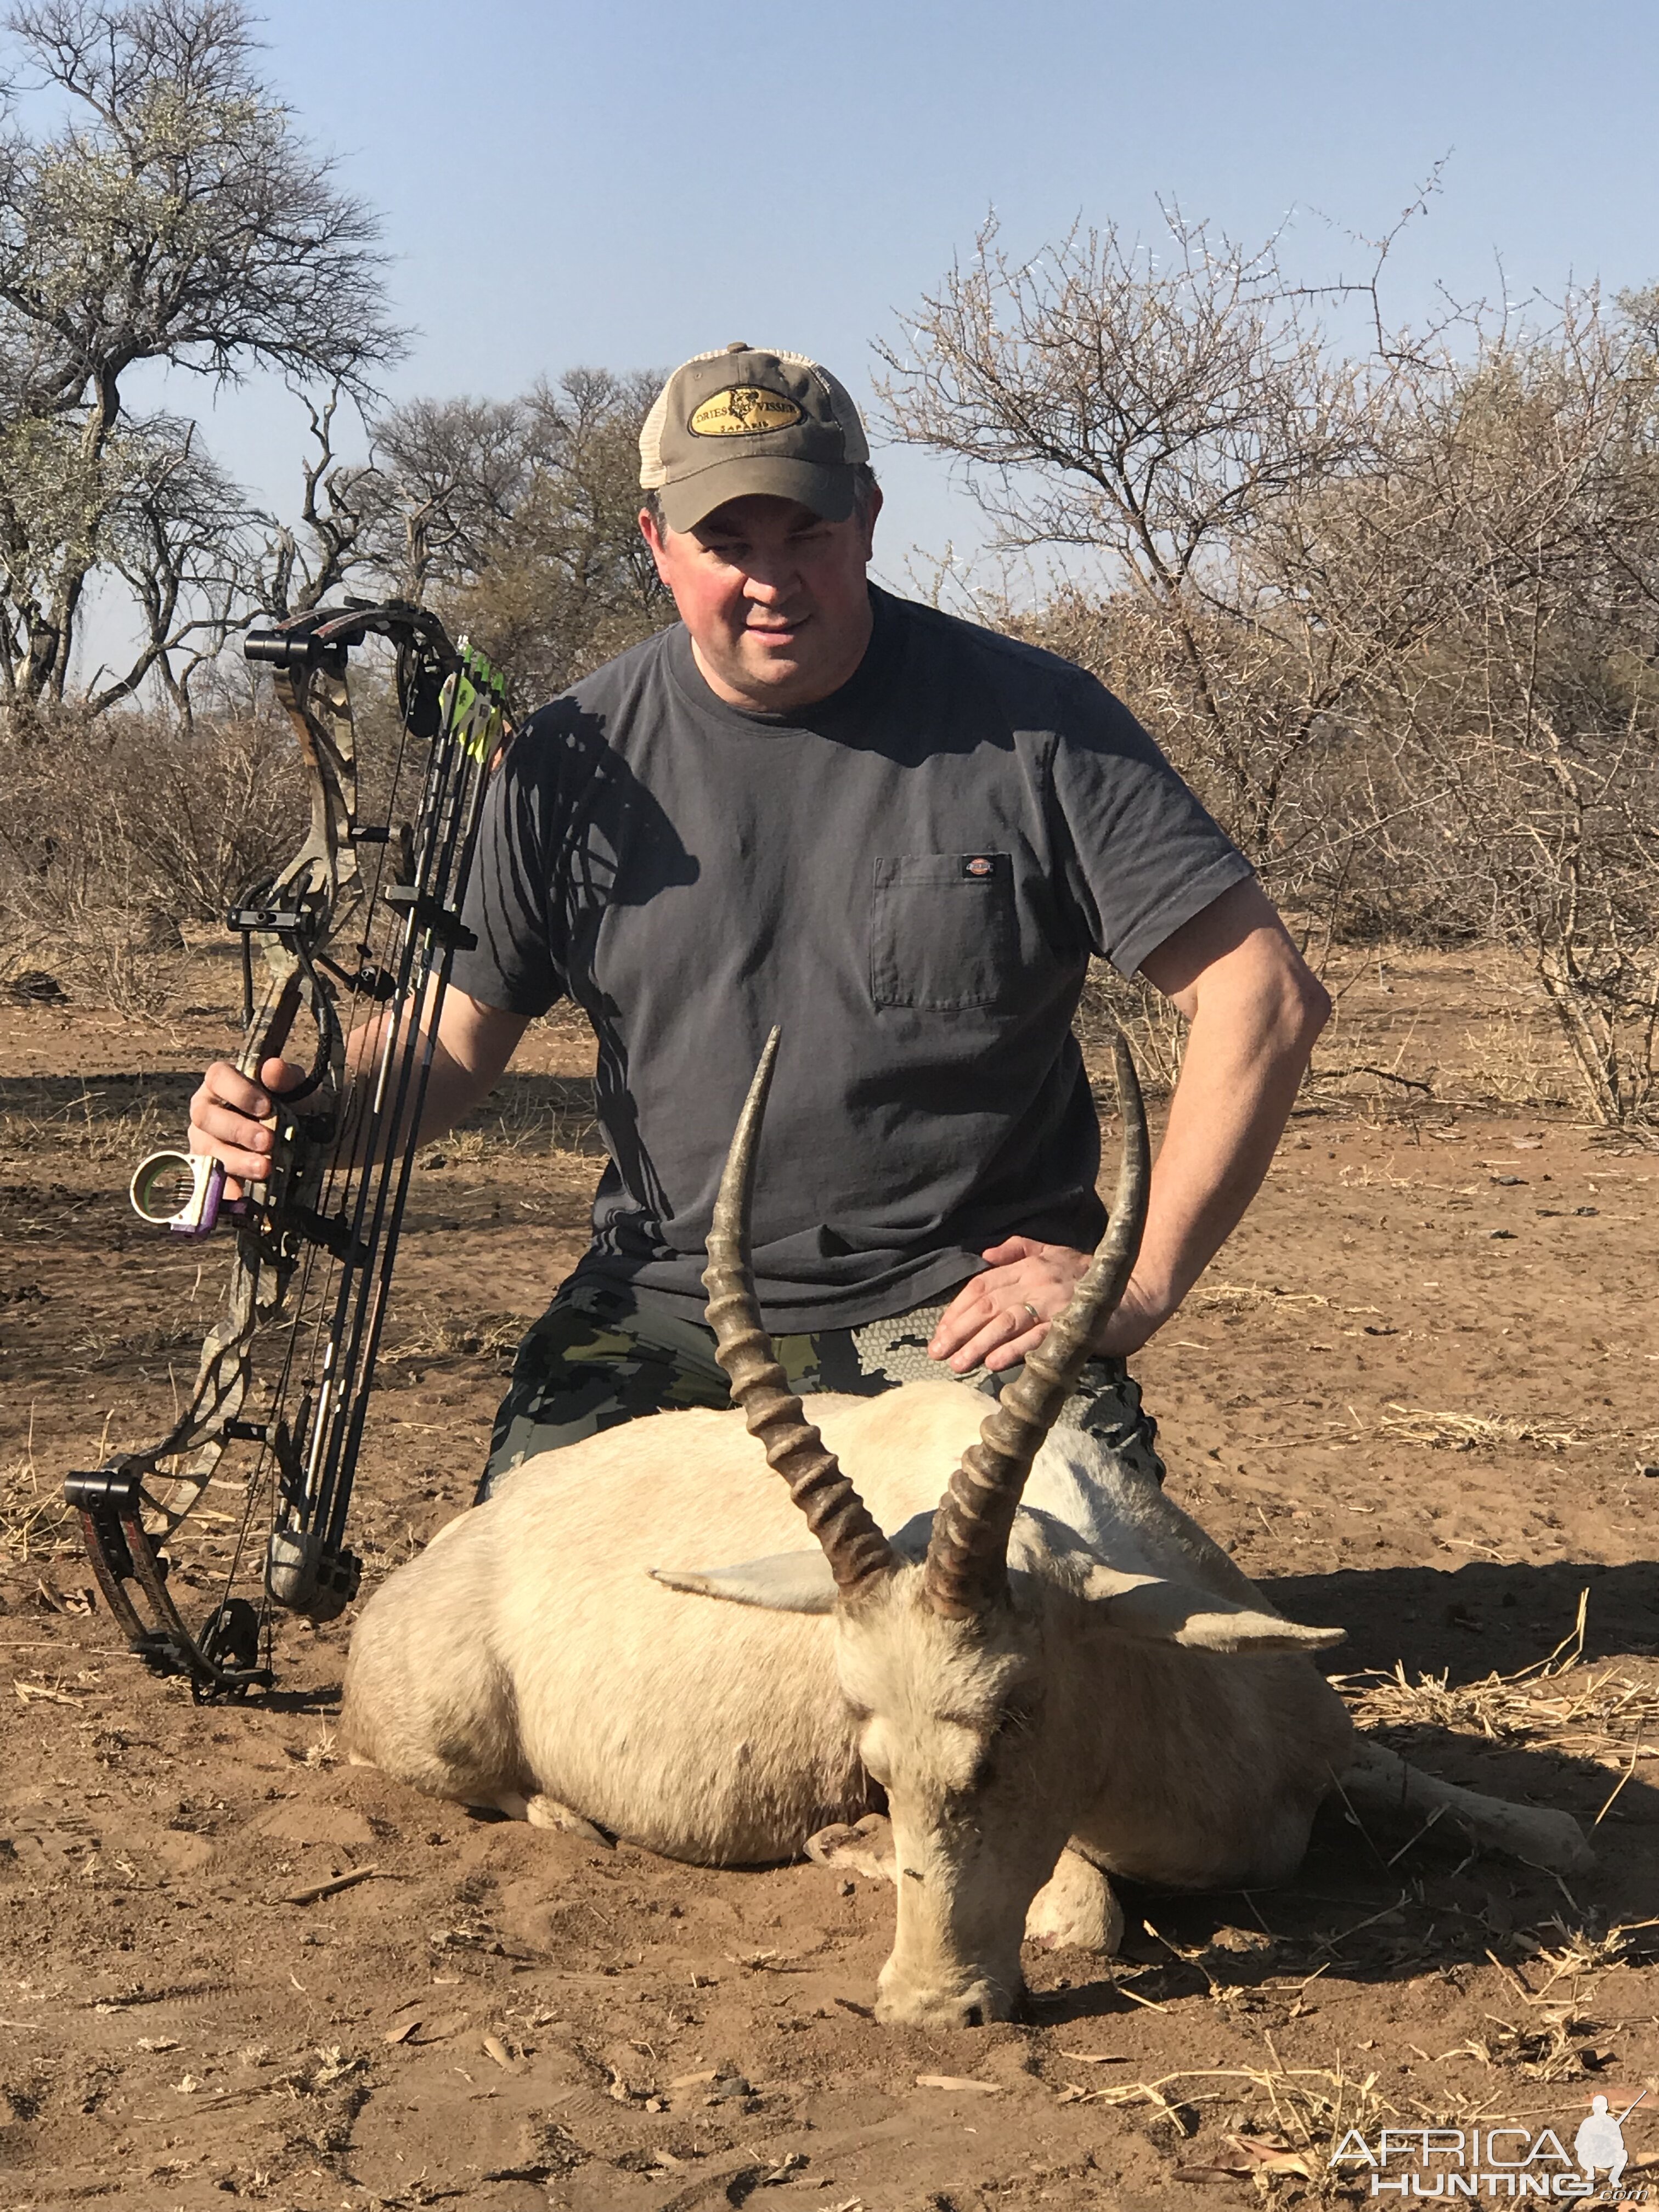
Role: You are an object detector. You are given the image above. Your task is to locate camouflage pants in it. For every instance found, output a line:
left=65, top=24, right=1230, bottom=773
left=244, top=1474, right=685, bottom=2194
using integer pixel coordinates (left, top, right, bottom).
left=478, top=1277, right=1165, bottom=1502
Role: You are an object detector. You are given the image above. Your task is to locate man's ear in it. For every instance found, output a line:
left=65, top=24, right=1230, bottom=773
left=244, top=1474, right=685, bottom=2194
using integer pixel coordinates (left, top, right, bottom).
left=857, top=480, right=883, bottom=555
left=650, top=1551, right=837, bottom=1615
left=1079, top=1563, right=1344, bottom=1655
left=639, top=506, right=669, bottom=574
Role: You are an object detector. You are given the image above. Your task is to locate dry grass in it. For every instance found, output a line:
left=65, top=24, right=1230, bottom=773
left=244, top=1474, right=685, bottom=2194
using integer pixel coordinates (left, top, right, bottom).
left=426, top=1073, right=605, bottom=1163
left=383, top=1301, right=533, bottom=1364
left=0, top=1420, right=75, bottom=1562
left=1455, top=1011, right=1581, bottom=1111
left=1057, top=2045, right=1395, bottom=2194
left=1336, top=1594, right=1659, bottom=1795
left=1376, top=1404, right=1586, bottom=1452
left=1076, top=961, right=1188, bottom=1096
left=1429, top=1916, right=1659, bottom=2096
left=1516, top=1917, right=1659, bottom=1991
left=1188, top=1280, right=1334, bottom=1314
left=1312, top=945, right=1582, bottom=1114
left=1, top=912, right=182, bottom=1022
left=0, top=1082, right=178, bottom=1166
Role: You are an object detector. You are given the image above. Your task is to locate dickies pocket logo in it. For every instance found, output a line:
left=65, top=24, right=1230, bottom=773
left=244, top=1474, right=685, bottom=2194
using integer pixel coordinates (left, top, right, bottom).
left=962, top=855, right=998, bottom=879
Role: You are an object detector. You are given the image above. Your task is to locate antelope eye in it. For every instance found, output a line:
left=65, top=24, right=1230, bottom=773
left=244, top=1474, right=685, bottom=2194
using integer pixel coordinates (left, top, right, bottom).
left=962, top=1700, right=1034, bottom=1793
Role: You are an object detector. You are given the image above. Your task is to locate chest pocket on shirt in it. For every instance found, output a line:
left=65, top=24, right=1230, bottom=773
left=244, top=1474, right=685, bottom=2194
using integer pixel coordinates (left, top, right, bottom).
left=871, top=853, right=1021, bottom=1012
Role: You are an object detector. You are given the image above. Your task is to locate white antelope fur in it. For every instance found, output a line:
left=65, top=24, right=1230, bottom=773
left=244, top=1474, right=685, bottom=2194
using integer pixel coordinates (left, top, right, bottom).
left=343, top=1379, right=1589, bottom=2023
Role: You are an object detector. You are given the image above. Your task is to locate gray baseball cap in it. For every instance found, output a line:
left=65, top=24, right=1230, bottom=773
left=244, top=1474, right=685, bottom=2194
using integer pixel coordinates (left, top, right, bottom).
left=639, top=343, right=871, bottom=532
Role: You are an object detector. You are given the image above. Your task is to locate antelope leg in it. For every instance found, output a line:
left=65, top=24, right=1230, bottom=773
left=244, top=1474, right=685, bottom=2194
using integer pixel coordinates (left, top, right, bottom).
left=1338, top=1740, right=1591, bottom=1872
left=1025, top=1846, right=1125, bottom=1954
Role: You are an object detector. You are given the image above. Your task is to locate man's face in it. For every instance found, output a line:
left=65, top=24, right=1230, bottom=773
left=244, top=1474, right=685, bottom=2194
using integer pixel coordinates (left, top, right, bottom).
left=640, top=488, right=882, bottom=713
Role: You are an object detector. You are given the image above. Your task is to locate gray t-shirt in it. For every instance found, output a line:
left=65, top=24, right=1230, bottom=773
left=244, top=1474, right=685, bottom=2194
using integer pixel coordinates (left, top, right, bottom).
left=450, top=586, right=1249, bottom=1330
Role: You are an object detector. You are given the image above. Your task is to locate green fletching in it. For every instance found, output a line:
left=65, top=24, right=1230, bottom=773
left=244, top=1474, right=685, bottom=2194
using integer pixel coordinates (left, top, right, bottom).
left=439, top=644, right=507, bottom=761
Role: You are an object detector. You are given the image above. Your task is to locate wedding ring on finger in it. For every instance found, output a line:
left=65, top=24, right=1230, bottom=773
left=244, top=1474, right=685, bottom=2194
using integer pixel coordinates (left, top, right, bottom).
left=1022, top=1300, right=1043, bottom=1325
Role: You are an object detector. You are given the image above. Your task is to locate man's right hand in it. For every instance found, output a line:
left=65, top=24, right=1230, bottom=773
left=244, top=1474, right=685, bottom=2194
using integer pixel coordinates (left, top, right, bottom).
left=189, top=995, right=528, bottom=1203
left=188, top=1057, right=309, bottom=1199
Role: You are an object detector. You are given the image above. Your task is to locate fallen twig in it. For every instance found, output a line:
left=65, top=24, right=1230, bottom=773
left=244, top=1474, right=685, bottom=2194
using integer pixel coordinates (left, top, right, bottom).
left=1316, top=1063, right=1434, bottom=1093
left=277, top=1862, right=383, bottom=1906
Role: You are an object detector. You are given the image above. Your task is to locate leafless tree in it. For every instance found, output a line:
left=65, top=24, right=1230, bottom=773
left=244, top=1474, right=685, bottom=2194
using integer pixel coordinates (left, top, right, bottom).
left=1355, top=296, right=1659, bottom=1123
left=91, top=413, right=262, bottom=720
left=252, top=385, right=382, bottom=620
left=446, top=366, right=673, bottom=700
left=877, top=213, right=1434, bottom=870
left=245, top=370, right=670, bottom=687
left=0, top=0, right=402, bottom=727
left=368, top=393, right=532, bottom=602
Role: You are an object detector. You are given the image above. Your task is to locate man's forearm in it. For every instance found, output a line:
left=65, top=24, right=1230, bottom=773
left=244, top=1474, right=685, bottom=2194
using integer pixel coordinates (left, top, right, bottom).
left=335, top=988, right=531, bottom=1167
left=1118, top=963, right=1328, bottom=1339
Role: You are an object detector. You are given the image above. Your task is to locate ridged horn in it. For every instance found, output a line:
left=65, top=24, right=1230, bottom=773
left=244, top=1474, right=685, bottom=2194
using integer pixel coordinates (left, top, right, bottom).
left=923, top=1028, right=1151, bottom=1620
left=703, top=1029, right=896, bottom=1601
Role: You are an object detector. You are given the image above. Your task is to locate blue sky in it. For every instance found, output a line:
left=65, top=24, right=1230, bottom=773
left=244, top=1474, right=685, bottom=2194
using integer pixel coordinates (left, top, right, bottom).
left=55, top=0, right=1659, bottom=604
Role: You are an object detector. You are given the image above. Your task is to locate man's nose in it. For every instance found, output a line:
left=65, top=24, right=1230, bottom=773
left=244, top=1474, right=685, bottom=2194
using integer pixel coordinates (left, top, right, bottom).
left=742, top=561, right=800, bottom=604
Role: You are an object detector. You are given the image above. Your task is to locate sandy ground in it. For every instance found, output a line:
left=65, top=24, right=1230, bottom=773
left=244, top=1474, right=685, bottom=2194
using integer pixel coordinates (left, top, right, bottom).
left=2, top=952, right=1657, bottom=2211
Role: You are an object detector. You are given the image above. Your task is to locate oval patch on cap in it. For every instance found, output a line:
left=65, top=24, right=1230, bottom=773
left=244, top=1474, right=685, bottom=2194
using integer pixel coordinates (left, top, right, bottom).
left=689, top=386, right=806, bottom=437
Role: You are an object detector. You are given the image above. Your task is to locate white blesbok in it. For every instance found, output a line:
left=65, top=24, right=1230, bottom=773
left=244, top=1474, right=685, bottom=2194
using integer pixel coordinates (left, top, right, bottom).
left=342, top=1032, right=1589, bottom=2027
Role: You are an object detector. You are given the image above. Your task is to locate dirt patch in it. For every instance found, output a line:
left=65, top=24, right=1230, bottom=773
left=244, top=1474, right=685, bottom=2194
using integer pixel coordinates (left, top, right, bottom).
left=3, top=955, right=1657, bottom=2210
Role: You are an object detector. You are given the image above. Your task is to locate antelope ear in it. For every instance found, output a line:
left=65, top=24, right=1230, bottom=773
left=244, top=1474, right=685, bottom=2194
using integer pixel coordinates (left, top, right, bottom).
left=650, top=1551, right=837, bottom=1615
left=885, top=1510, right=935, bottom=1564
left=1079, top=1564, right=1345, bottom=1654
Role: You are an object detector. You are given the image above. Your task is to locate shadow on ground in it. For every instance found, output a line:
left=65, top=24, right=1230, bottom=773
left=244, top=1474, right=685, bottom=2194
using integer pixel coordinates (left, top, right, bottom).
left=1263, top=1556, right=1659, bottom=1675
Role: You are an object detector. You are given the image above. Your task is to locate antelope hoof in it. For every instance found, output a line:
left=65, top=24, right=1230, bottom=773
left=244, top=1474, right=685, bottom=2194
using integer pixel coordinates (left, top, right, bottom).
left=805, top=1813, right=897, bottom=1884
left=1025, top=1847, right=1125, bottom=1954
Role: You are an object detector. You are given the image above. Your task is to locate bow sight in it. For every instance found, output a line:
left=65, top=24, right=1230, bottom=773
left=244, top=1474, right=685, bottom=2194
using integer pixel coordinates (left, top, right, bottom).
left=65, top=602, right=510, bottom=1700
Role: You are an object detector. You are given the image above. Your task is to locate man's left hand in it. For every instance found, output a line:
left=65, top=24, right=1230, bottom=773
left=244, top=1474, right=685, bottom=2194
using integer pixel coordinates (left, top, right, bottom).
left=928, top=1237, right=1162, bottom=1374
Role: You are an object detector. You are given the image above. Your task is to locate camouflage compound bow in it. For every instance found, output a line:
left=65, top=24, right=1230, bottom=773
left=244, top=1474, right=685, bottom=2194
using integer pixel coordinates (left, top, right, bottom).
left=65, top=602, right=510, bottom=1700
